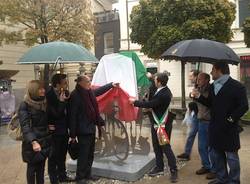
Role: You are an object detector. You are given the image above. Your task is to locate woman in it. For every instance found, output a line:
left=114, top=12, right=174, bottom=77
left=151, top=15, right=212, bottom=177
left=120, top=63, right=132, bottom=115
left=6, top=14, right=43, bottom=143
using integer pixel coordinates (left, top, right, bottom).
left=18, top=80, right=51, bottom=184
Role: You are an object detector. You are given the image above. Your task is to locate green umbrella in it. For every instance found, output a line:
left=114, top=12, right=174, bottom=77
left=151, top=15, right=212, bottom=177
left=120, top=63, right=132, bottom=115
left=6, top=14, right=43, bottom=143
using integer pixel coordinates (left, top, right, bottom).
left=18, top=41, right=98, bottom=64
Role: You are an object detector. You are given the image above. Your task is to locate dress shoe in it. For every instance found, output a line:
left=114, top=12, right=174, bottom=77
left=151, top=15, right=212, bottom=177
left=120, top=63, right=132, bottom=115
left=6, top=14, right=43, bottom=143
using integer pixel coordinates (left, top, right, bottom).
left=177, top=153, right=190, bottom=160
left=195, top=167, right=210, bottom=175
left=148, top=166, right=164, bottom=177
left=206, top=172, right=216, bottom=180
left=170, top=170, right=178, bottom=183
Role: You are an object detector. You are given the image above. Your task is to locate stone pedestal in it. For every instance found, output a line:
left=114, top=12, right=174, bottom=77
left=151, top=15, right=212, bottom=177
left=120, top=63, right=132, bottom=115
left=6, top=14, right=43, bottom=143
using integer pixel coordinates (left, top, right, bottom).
left=67, top=153, right=155, bottom=182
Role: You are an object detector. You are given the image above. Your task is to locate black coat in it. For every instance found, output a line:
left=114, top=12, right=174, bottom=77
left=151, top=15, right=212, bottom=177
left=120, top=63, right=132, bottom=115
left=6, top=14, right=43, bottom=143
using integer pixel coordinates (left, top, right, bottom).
left=197, top=77, right=248, bottom=151
left=134, top=86, right=172, bottom=120
left=18, top=102, right=51, bottom=163
left=46, top=87, right=69, bottom=135
left=69, top=83, right=113, bottom=137
left=134, top=86, right=173, bottom=137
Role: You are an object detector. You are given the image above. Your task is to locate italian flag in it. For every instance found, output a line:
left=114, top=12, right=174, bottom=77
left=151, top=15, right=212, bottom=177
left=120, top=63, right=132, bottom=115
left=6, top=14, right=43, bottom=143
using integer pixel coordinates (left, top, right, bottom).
left=91, top=51, right=150, bottom=121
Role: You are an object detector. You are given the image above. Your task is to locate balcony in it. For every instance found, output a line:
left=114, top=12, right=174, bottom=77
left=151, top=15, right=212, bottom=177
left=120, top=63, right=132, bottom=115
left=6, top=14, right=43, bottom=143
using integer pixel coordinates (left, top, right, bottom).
left=95, top=10, right=119, bottom=23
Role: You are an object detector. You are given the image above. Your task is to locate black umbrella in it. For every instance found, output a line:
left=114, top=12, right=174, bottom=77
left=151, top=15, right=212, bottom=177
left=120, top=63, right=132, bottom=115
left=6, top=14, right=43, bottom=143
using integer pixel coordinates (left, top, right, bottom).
left=161, top=39, right=240, bottom=65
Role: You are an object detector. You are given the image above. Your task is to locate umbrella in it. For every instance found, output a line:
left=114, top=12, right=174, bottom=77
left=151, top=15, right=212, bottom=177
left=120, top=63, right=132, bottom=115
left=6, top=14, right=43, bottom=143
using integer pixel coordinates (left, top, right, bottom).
left=161, top=39, right=240, bottom=65
left=18, top=41, right=98, bottom=64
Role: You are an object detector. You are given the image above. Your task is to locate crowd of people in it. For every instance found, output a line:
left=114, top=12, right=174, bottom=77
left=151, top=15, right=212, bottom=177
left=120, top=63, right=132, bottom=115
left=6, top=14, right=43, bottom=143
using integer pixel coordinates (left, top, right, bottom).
left=177, top=63, right=248, bottom=184
left=18, top=74, right=118, bottom=184
left=18, top=62, right=248, bottom=184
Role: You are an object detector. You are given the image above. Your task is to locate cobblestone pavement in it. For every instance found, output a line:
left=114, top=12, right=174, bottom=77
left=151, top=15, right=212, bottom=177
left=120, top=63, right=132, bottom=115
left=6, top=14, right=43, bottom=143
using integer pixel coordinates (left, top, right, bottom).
left=1, top=121, right=250, bottom=184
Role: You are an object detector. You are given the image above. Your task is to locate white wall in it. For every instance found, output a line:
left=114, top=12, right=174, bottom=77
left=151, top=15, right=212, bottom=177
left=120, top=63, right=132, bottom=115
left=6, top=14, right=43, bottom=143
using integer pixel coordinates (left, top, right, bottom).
left=0, top=43, right=34, bottom=89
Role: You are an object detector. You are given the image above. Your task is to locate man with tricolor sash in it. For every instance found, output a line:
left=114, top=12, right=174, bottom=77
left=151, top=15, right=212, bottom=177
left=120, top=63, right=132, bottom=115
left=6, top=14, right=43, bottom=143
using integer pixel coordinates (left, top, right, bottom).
left=129, top=72, right=178, bottom=183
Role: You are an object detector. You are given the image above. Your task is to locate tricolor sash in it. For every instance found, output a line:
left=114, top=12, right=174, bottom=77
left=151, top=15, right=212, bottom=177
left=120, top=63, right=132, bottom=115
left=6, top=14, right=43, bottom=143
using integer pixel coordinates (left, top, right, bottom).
left=152, top=109, right=170, bottom=145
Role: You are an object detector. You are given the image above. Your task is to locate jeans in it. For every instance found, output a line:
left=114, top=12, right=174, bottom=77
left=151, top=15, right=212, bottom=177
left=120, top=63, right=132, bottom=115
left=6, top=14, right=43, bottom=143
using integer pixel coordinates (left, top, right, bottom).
left=184, top=115, right=199, bottom=155
left=198, top=121, right=210, bottom=169
left=209, top=147, right=217, bottom=173
left=212, top=148, right=240, bottom=184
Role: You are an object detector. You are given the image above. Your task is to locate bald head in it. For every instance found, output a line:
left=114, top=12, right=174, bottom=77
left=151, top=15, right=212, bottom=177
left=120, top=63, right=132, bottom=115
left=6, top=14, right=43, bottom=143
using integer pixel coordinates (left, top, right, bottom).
left=75, top=75, right=91, bottom=89
left=197, top=73, right=210, bottom=88
left=189, top=70, right=200, bottom=84
left=75, top=75, right=89, bottom=82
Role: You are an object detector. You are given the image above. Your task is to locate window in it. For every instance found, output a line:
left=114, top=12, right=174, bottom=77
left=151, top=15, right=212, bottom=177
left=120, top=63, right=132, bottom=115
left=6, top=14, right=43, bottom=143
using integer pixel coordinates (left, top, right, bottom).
left=239, top=0, right=250, bottom=27
left=104, top=32, right=114, bottom=54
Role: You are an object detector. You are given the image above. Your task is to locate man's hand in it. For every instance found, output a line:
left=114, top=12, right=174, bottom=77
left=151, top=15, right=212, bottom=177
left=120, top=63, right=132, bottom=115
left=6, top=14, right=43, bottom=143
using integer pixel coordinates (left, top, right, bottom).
left=59, top=92, right=70, bottom=102
left=112, top=82, right=120, bottom=88
left=129, top=98, right=135, bottom=105
left=32, top=141, right=41, bottom=152
left=190, top=88, right=200, bottom=98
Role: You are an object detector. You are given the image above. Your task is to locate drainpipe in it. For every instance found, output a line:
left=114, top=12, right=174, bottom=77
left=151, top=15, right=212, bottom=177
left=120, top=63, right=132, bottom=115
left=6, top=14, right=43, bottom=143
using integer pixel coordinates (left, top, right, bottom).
left=126, top=0, right=130, bottom=50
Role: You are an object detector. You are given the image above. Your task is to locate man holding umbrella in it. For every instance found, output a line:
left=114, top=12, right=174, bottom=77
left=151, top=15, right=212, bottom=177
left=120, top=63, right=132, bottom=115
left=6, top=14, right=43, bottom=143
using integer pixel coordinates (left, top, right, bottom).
left=191, top=62, right=248, bottom=184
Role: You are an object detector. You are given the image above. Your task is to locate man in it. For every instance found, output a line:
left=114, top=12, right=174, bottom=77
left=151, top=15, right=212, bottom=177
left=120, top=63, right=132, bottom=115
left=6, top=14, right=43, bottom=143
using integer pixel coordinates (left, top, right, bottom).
left=47, top=74, right=71, bottom=184
left=195, top=73, right=216, bottom=180
left=177, top=69, right=200, bottom=160
left=69, top=75, right=117, bottom=184
left=130, top=72, right=178, bottom=183
left=192, top=63, right=248, bottom=184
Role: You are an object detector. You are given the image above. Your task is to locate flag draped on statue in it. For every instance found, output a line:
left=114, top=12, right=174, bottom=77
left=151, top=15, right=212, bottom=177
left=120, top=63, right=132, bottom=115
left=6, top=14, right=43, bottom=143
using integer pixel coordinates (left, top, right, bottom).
left=91, top=51, right=150, bottom=121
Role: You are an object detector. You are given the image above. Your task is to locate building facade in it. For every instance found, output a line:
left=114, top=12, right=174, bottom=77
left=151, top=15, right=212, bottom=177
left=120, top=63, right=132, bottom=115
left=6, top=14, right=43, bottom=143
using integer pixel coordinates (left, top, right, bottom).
left=94, top=10, right=120, bottom=60
left=0, top=0, right=117, bottom=104
left=1, top=0, right=250, bottom=100
left=114, top=0, right=250, bottom=98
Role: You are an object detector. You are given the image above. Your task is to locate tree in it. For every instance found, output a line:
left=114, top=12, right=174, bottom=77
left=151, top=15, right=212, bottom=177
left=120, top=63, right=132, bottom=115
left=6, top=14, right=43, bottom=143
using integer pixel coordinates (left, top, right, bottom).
left=130, top=0, right=235, bottom=108
left=0, top=0, right=95, bottom=87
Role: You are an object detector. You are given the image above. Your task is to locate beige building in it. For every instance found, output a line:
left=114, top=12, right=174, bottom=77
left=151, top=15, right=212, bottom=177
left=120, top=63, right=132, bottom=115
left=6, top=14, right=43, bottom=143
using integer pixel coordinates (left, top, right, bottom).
left=0, top=0, right=116, bottom=104
left=1, top=0, right=250, bottom=101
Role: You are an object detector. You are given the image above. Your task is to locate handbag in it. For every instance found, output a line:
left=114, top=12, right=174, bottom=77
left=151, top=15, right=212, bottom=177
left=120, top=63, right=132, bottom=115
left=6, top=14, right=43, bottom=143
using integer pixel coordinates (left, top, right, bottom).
left=7, top=102, right=32, bottom=141
left=68, top=140, right=79, bottom=160
left=7, top=113, right=22, bottom=141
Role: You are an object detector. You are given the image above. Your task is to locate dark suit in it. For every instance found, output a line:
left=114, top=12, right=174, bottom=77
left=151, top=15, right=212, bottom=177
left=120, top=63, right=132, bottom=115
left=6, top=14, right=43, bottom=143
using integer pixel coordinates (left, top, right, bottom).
left=197, top=77, right=248, bottom=183
left=46, top=87, right=69, bottom=183
left=134, top=86, right=177, bottom=172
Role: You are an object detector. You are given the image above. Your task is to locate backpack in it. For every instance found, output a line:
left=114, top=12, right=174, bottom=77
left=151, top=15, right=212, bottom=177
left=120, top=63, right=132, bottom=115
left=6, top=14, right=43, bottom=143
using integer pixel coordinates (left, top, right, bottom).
left=7, top=113, right=22, bottom=141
